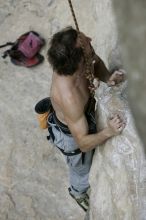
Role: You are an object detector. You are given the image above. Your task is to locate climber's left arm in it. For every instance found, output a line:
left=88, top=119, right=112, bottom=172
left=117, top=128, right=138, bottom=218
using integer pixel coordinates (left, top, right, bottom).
left=93, top=53, right=125, bottom=86
left=93, top=53, right=111, bottom=83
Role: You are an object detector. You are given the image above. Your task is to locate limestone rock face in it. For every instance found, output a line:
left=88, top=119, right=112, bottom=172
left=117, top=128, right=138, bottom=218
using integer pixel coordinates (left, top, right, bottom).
left=112, top=0, right=146, bottom=147
left=89, top=82, right=146, bottom=220
left=86, top=1, right=146, bottom=219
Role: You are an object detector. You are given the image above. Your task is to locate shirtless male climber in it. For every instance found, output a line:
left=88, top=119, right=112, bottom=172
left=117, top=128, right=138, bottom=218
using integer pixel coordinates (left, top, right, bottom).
left=47, top=26, right=125, bottom=211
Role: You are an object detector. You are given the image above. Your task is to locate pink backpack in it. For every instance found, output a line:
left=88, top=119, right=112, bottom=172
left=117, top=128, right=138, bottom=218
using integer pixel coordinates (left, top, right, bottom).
left=18, top=32, right=44, bottom=58
left=0, top=31, right=45, bottom=67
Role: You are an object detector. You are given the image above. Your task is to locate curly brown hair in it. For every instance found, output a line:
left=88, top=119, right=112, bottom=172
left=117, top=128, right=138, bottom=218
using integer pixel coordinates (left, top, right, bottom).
left=47, top=27, right=84, bottom=75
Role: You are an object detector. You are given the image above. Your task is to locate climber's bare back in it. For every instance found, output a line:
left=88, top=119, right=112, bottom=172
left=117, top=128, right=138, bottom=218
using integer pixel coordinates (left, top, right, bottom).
left=50, top=65, right=90, bottom=125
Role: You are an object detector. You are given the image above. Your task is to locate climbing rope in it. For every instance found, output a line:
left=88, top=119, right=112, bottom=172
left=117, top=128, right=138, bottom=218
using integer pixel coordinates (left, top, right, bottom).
left=67, top=0, right=80, bottom=31
left=67, top=0, right=96, bottom=97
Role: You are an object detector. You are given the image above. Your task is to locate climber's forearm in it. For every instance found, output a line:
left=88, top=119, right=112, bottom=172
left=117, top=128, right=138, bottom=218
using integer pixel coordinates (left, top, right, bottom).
left=93, top=54, right=111, bottom=82
left=78, top=128, right=112, bottom=152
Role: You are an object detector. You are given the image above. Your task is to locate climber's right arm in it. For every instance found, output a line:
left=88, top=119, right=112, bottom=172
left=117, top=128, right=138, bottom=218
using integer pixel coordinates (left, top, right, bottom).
left=62, top=96, right=125, bottom=152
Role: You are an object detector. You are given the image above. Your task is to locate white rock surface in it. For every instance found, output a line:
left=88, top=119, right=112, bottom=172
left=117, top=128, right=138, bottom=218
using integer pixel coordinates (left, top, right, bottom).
left=112, top=0, right=146, bottom=146
left=88, top=82, right=146, bottom=220
left=87, top=1, right=146, bottom=219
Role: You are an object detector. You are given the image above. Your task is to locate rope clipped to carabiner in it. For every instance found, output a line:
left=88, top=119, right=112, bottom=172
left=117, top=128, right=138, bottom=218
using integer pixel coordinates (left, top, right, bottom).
left=67, top=0, right=96, bottom=97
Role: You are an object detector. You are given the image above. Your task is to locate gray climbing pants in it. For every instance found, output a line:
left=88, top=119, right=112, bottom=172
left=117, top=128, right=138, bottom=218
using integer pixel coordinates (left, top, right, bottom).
left=47, top=113, right=94, bottom=197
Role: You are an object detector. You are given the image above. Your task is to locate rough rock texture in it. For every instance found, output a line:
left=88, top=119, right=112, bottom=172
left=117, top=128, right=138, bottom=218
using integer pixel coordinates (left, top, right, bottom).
left=112, top=0, right=146, bottom=147
left=92, top=0, right=119, bottom=66
left=87, top=0, right=146, bottom=219
left=88, top=82, right=146, bottom=220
